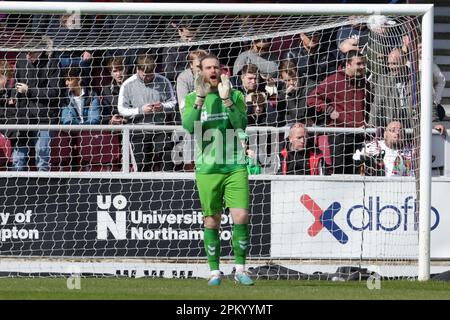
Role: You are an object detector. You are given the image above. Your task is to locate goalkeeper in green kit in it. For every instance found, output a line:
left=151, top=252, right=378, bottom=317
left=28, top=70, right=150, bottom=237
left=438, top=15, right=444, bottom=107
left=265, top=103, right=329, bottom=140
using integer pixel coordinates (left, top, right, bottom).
left=182, top=54, right=254, bottom=286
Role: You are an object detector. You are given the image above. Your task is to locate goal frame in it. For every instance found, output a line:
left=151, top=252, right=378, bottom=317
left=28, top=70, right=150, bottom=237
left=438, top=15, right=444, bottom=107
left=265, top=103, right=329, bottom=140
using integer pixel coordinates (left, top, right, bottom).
left=0, top=1, right=434, bottom=280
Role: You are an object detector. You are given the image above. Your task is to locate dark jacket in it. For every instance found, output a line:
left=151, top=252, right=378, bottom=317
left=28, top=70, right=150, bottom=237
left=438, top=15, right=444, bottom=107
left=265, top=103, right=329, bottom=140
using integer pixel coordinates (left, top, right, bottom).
left=14, top=52, right=62, bottom=124
left=277, top=137, right=330, bottom=175
left=101, top=80, right=123, bottom=124
left=370, top=72, right=414, bottom=129
left=284, top=43, right=337, bottom=84
left=278, top=77, right=316, bottom=125
left=160, top=45, right=195, bottom=83
left=0, top=79, right=16, bottom=127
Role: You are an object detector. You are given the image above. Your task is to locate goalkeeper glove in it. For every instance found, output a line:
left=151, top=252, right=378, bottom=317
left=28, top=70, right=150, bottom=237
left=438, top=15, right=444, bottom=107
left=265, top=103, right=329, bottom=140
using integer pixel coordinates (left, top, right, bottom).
left=218, top=74, right=233, bottom=108
left=194, top=74, right=210, bottom=108
left=265, top=84, right=278, bottom=97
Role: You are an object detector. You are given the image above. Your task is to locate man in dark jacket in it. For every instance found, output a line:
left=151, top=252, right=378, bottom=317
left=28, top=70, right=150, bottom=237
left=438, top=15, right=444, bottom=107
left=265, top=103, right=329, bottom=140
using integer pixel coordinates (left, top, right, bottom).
left=12, top=48, right=62, bottom=171
left=101, top=57, right=128, bottom=125
left=277, top=123, right=330, bottom=175
left=283, top=30, right=337, bottom=87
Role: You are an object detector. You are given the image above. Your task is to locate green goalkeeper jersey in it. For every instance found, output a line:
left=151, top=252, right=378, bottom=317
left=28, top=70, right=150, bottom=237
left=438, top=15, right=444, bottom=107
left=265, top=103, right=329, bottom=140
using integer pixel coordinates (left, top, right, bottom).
left=182, top=89, right=247, bottom=174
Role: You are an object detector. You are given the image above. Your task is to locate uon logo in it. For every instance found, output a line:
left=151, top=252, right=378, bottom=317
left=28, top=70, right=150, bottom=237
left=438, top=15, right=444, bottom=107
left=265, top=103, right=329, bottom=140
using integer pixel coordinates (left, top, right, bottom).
left=97, top=195, right=127, bottom=240
left=300, top=194, right=348, bottom=244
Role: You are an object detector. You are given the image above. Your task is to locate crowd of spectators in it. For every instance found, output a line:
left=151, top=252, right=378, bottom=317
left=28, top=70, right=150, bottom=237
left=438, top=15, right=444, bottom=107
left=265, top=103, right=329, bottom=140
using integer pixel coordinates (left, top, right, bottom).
left=0, top=12, right=446, bottom=176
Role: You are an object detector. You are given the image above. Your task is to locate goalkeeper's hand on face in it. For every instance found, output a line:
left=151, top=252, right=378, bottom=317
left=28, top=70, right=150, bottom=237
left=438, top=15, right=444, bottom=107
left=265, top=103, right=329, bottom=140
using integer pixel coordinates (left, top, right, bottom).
left=194, top=74, right=210, bottom=108
left=218, top=74, right=233, bottom=108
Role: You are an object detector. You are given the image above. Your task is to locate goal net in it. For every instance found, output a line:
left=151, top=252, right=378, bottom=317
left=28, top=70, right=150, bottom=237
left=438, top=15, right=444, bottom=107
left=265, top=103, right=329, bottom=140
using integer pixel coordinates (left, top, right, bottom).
left=0, top=3, right=434, bottom=280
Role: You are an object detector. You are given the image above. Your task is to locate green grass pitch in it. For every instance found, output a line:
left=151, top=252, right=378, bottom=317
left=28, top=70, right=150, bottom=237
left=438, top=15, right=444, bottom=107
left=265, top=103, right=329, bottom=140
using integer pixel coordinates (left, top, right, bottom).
left=0, top=278, right=450, bottom=300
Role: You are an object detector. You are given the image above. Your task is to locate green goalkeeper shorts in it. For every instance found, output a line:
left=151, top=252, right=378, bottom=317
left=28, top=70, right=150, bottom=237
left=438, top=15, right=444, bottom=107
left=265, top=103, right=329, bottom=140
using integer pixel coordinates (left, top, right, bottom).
left=196, top=168, right=249, bottom=216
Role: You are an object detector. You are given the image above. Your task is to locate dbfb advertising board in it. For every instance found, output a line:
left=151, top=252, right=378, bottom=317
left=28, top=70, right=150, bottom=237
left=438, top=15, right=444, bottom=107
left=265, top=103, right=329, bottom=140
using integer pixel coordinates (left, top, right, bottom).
left=1, top=176, right=450, bottom=278
left=271, top=179, right=446, bottom=259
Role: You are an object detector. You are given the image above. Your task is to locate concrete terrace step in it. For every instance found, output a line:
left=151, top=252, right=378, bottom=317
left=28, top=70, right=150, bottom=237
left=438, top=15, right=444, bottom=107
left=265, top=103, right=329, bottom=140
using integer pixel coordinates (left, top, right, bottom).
left=442, top=98, right=450, bottom=105
left=442, top=88, right=450, bottom=99
left=435, top=33, right=450, bottom=40
left=434, top=16, right=450, bottom=24
left=434, top=39, right=450, bottom=50
left=435, top=49, right=450, bottom=56
left=434, top=23, right=450, bottom=33
left=442, top=71, right=450, bottom=82
left=435, top=56, right=450, bottom=65
left=434, top=7, right=450, bottom=16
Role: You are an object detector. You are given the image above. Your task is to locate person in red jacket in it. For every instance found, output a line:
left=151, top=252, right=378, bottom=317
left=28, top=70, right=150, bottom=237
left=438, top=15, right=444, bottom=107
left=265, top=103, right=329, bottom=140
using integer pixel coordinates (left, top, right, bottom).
left=307, top=50, right=369, bottom=174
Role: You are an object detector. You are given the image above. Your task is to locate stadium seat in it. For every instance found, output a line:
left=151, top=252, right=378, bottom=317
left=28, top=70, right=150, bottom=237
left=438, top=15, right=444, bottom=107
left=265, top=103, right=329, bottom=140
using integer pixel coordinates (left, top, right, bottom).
left=76, top=131, right=121, bottom=171
left=50, top=131, right=75, bottom=171
left=316, top=134, right=333, bottom=167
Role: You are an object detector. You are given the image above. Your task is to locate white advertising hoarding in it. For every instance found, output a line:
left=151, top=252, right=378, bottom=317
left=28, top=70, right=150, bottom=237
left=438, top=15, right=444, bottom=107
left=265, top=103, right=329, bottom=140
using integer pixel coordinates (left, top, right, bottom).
left=271, top=179, right=445, bottom=259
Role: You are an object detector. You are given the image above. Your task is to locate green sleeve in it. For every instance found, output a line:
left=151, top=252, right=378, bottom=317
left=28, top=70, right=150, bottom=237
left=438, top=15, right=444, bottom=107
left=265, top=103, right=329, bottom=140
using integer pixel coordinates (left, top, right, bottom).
left=247, top=156, right=262, bottom=175
left=182, top=92, right=201, bottom=134
left=226, top=90, right=247, bottom=131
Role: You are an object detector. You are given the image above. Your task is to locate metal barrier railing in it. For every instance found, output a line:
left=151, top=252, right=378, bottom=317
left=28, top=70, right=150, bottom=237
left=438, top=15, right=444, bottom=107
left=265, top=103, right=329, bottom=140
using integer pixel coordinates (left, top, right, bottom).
left=0, top=124, right=443, bottom=176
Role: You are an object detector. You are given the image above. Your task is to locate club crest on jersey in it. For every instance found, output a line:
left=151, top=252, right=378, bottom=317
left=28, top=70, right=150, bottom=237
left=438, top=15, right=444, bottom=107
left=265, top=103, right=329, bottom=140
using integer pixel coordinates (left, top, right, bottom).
left=200, top=110, right=208, bottom=122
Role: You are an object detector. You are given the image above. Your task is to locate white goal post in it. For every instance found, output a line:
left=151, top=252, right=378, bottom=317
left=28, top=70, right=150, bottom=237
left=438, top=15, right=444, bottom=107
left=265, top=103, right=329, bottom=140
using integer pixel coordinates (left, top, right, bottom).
left=0, top=2, right=434, bottom=281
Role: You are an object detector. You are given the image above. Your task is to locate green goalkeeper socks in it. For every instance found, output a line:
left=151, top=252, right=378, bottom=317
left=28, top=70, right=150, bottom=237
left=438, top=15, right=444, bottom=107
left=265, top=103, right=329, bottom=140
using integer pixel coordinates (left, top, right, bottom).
left=204, top=228, right=221, bottom=271
left=232, top=224, right=249, bottom=265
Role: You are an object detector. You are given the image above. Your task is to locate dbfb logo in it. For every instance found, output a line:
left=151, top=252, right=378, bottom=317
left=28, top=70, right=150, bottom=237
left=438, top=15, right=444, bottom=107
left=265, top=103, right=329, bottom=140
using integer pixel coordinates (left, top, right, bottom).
left=300, top=194, right=440, bottom=245
left=346, top=196, right=440, bottom=232
left=96, top=195, right=234, bottom=241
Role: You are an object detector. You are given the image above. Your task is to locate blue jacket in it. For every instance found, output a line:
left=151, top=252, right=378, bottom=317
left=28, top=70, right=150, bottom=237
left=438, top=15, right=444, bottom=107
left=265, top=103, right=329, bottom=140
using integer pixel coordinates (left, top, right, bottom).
left=61, top=89, right=101, bottom=125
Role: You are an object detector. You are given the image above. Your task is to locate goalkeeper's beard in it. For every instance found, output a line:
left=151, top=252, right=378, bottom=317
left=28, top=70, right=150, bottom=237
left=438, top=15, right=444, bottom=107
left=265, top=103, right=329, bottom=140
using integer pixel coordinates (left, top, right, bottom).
left=206, top=73, right=220, bottom=89
left=209, top=82, right=219, bottom=90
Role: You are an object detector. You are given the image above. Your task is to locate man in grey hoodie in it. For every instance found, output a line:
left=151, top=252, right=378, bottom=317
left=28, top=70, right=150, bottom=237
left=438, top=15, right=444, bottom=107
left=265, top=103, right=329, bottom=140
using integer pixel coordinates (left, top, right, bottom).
left=233, top=39, right=278, bottom=78
left=118, top=54, right=176, bottom=172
